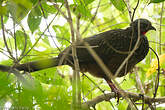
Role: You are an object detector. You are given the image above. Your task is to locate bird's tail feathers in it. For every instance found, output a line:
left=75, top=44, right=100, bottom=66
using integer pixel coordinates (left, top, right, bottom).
left=16, top=57, right=61, bottom=72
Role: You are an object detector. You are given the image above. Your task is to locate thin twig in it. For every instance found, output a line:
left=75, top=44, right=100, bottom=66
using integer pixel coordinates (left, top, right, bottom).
left=40, top=3, right=61, bottom=52
left=123, top=0, right=132, bottom=20
left=131, top=0, right=140, bottom=21
left=1, top=16, right=15, bottom=60
left=18, top=4, right=61, bottom=61
left=13, top=19, right=18, bottom=60
left=53, top=3, right=68, bottom=21
left=19, top=26, right=28, bottom=61
left=149, top=47, right=160, bottom=98
left=135, top=69, right=145, bottom=94
left=81, top=0, right=101, bottom=35
left=135, top=70, right=145, bottom=110
left=82, top=73, right=104, bottom=93
left=149, top=41, right=165, bottom=46
left=64, top=0, right=81, bottom=109
left=76, top=13, right=81, bottom=40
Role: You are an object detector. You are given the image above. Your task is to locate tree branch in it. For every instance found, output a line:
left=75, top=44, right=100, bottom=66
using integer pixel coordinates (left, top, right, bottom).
left=82, top=91, right=165, bottom=109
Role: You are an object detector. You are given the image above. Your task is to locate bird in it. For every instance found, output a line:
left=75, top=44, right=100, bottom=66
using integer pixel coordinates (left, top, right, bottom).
left=13, top=18, right=156, bottom=93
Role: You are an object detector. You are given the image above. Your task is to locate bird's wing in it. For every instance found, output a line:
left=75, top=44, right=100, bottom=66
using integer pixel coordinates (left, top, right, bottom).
left=76, top=29, right=132, bottom=63
left=60, top=29, right=134, bottom=64
left=97, top=29, right=133, bottom=59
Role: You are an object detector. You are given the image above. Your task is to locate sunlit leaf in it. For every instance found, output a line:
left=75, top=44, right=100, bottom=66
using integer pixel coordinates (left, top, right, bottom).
left=52, top=25, right=70, bottom=46
left=7, top=0, right=32, bottom=22
left=110, top=0, right=126, bottom=11
left=147, top=54, right=165, bottom=77
left=150, top=0, right=165, bottom=3
left=0, top=6, right=7, bottom=15
left=118, top=100, right=128, bottom=110
left=30, top=0, right=38, bottom=5
left=72, top=0, right=92, bottom=19
left=73, top=0, right=94, bottom=5
left=0, top=73, right=12, bottom=97
left=160, top=79, right=165, bottom=96
left=28, top=6, right=42, bottom=33
left=41, top=3, right=57, bottom=14
left=15, top=30, right=32, bottom=51
left=42, top=35, right=51, bottom=46
left=47, top=85, right=71, bottom=109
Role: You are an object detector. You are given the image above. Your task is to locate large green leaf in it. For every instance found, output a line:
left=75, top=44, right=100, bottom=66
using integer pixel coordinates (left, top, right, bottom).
left=7, top=0, right=32, bottom=22
left=150, top=0, right=165, bottom=3
left=110, top=0, right=126, bottom=11
left=27, top=6, right=42, bottom=33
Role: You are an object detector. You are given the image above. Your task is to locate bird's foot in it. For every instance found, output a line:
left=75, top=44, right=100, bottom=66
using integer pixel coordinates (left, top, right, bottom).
left=110, top=84, right=121, bottom=103
left=106, top=79, right=121, bottom=103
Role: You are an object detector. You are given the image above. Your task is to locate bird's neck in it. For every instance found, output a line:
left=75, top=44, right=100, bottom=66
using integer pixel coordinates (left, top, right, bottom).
left=127, top=27, right=146, bottom=36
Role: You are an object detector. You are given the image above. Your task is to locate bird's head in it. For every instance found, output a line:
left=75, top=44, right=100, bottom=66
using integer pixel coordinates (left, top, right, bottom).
left=130, top=18, right=156, bottom=35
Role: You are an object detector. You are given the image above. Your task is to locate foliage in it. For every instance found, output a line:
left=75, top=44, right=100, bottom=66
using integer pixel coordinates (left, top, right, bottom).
left=0, top=0, right=165, bottom=110
left=150, top=0, right=165, bottom=3
left=147, top=54, right=165, bottom=77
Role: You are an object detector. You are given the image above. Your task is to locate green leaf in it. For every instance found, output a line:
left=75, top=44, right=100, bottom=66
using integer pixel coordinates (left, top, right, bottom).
left=110, top=0, right=126, bottom=11
left=84, top=0, right=95, bottom=5
left=0, top=6, right=7, bottom=15
left=49, top=0, right=64, bottom=3
left=72, top=0, right=92, bottom=19
left=42, top=35, right=51, bottom=46
left=77, top=4, right=91, bottom=18
left=7, top=0, right=32, bottom=22
left=15, top=30, right=32, bottom=51
left=52, top=25, right=70, bottom=46
left=15, top=30, right=26, bottom=50
left=118, top=100, right=128, bottom=110
left=0, top=38, right=5, bottom=48
left=41, top=3, right=57, bottom=14
left=0, top=16, right=8, bottom=29
left=0, top=73, right=12, bottom=98
left=27, top=6, right=41, bottom=33
left=160, top=79, right=165, bottom=96
left=150, top=0, right=165, bottom=3
left=30, top=0, right=38, bottom=6
left=47, top=85, right=71, bottom=109
left=73, top=0, right=94, bottom=5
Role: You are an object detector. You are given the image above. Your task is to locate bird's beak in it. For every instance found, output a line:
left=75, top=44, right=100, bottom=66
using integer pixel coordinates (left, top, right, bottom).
left=149, top=26, right=156, bottom=31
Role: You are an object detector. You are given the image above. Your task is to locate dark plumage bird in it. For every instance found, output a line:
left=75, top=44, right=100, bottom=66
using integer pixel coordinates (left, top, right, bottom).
left=15, top=18, right=156, bottom=92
